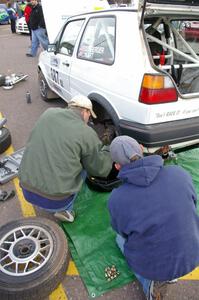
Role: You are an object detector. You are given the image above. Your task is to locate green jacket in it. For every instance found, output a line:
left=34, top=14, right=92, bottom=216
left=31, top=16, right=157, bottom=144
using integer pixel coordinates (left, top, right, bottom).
left=19, top=108, right=112, bottom=199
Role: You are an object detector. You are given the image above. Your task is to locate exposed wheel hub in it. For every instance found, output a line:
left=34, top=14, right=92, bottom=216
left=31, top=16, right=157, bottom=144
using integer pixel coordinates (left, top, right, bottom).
left=13, top=239, right=36, bottom=258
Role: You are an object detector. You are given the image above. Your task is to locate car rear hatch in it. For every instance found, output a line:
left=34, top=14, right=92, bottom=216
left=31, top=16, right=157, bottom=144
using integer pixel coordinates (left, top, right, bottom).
left=139, top=0, right=199, bottom=120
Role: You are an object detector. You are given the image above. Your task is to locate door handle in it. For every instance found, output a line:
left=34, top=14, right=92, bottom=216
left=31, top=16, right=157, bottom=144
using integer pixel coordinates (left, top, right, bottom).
left=62, top=61, right=70, bottom=67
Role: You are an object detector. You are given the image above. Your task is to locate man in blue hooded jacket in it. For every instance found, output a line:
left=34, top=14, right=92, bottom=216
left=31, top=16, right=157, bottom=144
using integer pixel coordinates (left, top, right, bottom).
left=108, top=136, right=199, bottom=300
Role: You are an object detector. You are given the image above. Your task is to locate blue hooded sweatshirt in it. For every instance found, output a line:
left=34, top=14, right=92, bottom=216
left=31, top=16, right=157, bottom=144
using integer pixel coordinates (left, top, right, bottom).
left=108, top=155, right=199, bottom=281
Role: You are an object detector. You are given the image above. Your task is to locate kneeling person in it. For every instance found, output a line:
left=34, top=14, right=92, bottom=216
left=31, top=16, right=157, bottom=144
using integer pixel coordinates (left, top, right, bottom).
left=19, top=95, right=112, bottom=222
left=108, top=136, right=199, bottom=300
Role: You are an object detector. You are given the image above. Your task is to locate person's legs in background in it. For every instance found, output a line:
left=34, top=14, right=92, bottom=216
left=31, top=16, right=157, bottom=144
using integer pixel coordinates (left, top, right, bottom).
left=36, top=28, right=49, bottom=51
left=27, top=29, right=39, bottom=57
left=10, top=19, right=16, bottom=33
left=27, top=21, right=32, bottom=40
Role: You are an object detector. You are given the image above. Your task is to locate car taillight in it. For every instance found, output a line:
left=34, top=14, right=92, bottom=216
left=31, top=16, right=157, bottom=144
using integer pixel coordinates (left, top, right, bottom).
left=139, top=74, right=177, bottom=104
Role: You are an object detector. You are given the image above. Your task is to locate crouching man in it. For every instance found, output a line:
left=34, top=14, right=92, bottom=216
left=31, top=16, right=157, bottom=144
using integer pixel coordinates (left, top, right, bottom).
left=19, top=95, right=112, bottom=222
left=108, top=136, right=199, bottom=300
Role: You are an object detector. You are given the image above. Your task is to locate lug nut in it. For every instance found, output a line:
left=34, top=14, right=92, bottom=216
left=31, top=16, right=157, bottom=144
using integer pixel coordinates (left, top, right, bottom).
left=104, top=265, right=120, bottom=282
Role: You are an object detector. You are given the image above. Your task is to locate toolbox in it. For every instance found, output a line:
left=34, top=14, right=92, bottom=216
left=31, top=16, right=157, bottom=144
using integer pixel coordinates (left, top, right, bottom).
left=0, top=148, right=25, bottom=184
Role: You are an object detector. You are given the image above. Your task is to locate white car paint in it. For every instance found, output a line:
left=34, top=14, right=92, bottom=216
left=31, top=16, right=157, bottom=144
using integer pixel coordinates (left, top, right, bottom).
left=16, top=16, right=29, bottom=34
left=39, top=1, right=199, bottom=150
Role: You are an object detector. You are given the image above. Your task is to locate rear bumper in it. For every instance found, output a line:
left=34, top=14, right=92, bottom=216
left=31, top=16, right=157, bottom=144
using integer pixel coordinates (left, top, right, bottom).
left=119, top=117, right=199, bottom=148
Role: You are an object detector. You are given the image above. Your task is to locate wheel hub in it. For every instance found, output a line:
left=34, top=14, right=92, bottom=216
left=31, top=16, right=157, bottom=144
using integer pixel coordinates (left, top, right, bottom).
left=13, top=239, right=36, bottom=258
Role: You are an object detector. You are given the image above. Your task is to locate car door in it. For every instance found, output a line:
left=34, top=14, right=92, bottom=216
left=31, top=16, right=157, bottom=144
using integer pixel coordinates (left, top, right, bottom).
left=49, top=19, right=85, bottom=100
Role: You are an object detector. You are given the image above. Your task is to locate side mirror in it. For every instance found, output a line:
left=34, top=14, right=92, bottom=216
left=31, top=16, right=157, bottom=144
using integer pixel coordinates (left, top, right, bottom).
left=47, top=44, right=57, bottom=53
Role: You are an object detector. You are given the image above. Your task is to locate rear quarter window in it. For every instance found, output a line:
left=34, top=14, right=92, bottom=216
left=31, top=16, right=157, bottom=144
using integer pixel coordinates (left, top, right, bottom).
left=77, top=16, right=116, bottom=65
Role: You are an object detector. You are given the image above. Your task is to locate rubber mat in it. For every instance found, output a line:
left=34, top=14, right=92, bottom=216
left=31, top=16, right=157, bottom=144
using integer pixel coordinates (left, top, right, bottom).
left=62, top=147, right=199, bottom=298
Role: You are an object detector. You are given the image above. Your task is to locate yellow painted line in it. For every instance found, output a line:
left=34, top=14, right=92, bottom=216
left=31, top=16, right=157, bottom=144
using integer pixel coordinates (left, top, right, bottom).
left=49, top=284, right=68, bottom=300
left=14, top=177, right=36, bottom=217
left=66, top=260, right=79, bottom=276
left=180, top=267, right=199, bottom=280
left=4, top=144, right=36, bottom=217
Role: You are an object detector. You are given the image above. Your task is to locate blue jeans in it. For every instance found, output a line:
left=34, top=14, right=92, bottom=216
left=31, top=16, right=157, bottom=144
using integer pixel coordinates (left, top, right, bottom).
left=116, top=234, right=152, bottom=299
left=44, top=193, right=77, bottom=213
left=22, top=171, right=87, bottom=214
left=31, top=28, right=49, bottom=56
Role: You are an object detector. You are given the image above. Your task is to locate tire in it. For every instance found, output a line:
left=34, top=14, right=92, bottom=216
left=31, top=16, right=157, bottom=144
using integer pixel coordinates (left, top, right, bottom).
left=38, top=71, right=59, bottom=102
left=0, top=75, right=6, bottom=87
left=0, top=217, right=69, bottom=300
left=0, top=127, right=11, bottom=154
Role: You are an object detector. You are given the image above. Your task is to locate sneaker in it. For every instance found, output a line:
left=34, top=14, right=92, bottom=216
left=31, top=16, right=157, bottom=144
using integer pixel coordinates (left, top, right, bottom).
left=168, top=279, right=178, bottom=284
left=149, top=281, right=168, bottom=300
left=54, top=210, right=75, bottom=222
left=26, top=53, right=34, bottom=57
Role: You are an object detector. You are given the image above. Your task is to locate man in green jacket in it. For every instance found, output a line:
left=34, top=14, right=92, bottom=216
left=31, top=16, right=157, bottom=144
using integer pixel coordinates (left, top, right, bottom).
left=19, top=95, right=112, bottom=222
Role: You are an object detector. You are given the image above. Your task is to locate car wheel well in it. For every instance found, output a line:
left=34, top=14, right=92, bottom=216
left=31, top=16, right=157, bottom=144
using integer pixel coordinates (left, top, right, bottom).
left=89, top=98, right=120, bottom=144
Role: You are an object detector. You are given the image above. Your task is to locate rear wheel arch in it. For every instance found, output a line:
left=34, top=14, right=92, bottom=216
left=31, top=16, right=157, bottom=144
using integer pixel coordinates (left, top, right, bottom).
left=88, top=93, right=120, bottom=127
left=88, top=93, right=121, bottom=144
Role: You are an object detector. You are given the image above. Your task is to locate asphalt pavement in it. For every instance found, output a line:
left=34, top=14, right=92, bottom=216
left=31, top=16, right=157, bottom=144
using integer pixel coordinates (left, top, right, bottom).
left=0, top=25, right=199, bottom=300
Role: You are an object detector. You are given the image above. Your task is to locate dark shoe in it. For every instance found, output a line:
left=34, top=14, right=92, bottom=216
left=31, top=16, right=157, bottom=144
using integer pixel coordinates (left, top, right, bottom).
left=148, top=281, right=168, bottom=300
left=54, top=210, right=75, bottom=222
left=26, top=53, right=34, bottom=57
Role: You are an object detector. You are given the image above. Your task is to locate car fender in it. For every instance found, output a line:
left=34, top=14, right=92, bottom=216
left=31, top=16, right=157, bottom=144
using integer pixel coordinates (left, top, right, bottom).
left=88, top=92, right=120, bottom=131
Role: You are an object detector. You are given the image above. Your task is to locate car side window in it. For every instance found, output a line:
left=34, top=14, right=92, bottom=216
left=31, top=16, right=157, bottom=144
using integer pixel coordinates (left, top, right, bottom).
left=77, top=16, right=116, bottom=65
left=58, top=20, right=84, bottom=56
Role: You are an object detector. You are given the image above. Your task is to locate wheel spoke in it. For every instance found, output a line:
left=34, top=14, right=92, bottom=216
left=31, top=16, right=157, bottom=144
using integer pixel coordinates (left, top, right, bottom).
left=2, top=241, right=12, bottom=244
left=40, top=238, right=49, bottom=243
left=0, top=247, right=9, bottom=253
left=0, top=254, right=9, bottom=263
left=40, top=244, right=50, bottom=250
left=3, top=260, right=14, bottom=268
left=27, top=229, right=35, bottom=236
left=24, top=262, right=29, bottom=272
left=20, top=229, right=27, bottom=237
left=13, top=232, right=18, bottom=241
left=32, top=259, right=40, bottom=266
left=38, top=252, right=46, bottom=259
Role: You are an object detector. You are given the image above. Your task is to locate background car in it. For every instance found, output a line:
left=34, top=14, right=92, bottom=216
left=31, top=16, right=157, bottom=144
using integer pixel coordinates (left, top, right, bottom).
left=16, top=16, right=29, bottom=34
left=0, top=4, right=9, bottom=25
left=183, top=21, right=199, bottom=40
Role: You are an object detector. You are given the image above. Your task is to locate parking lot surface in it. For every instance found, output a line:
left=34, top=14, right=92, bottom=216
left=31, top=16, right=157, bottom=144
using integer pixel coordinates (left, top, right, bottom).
left=0, top=25, right=199, bottom=300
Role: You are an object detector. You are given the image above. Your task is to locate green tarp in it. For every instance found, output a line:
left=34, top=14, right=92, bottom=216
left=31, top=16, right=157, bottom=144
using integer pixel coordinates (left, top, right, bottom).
left=62, top=147, right=199, bottom=298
